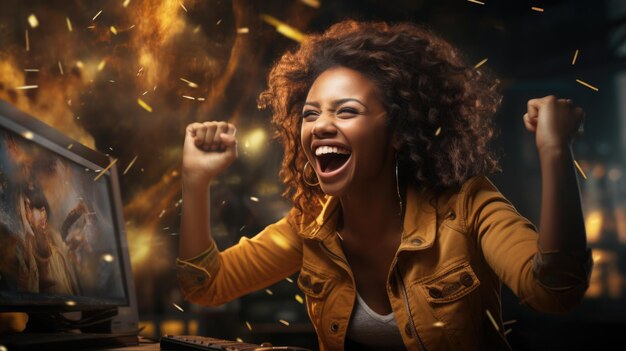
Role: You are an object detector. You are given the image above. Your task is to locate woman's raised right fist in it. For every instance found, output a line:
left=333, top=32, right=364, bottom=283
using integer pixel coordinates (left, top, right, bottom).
left=182, top=121, right=237, bottom=187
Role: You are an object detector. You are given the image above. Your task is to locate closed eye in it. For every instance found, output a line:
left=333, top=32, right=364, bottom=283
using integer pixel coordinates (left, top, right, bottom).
left=301, top=110, right=319, bottom=119
left=337, top=108, right=359, bottom=115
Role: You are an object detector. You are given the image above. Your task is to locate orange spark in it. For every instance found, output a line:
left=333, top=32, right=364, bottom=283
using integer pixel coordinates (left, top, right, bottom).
left=572, top=49, right=579, bottom=65
left=94, top=159, right=118, bottom=182
left=123, top=155, right=138, bottom=175
left=93, top=10, right=103, bottom=21
left=574, top=160, right=588, bottom=180
left=531, top=7, right=544, bottom=12
left=467, top=0, right=485, bottom=4
left=485, top=309, right=499, bottom=331
left=137, top=98, right=152, bottom=112
left=576, top=79, right=599, bottom=91
left=474, top=58, right=488, bottom=69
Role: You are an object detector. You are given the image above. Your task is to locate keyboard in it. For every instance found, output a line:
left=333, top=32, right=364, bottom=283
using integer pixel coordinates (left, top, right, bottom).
left=160, top=334, right=313, bottom=351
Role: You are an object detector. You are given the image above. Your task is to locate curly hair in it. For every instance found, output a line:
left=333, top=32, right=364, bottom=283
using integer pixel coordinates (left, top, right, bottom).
left=258, top=20, right=502, bottom=222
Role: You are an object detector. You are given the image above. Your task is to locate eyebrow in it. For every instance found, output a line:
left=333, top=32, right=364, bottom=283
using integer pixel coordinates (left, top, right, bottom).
left=303, top=98, right=367, bottom=109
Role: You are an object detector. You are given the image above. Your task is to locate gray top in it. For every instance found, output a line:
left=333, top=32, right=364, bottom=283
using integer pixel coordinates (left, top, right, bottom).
left=345, top=292, right=406, bottom=350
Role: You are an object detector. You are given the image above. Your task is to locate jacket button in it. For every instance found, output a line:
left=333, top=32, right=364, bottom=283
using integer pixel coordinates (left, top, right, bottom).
left=330, top=322, right=339, bottom=333
left=301, top=275, right=311, bottom=288
left=428, top=287, right=443, bottom=299
left=460, top=272, right=474, bottom=287
left=446, top=210, right=456, bottom=220
left=312, top=282, right=323, bottom=294
left=411, top=238, right=423, bottom=245
left=404, top=323, right=413, bottom=338
left=442, top=282, right=461, bottom=297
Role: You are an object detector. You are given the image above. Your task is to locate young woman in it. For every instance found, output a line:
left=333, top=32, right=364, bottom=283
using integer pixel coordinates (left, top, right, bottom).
left=177, top=20, right=592, bottom=351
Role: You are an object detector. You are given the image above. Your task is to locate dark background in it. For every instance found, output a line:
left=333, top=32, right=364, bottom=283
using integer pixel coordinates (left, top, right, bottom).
left=1, top=0, right=626, bottom=350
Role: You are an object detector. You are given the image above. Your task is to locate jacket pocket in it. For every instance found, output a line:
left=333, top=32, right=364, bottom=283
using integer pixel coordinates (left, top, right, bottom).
left=419, top=261, right=480, bottom=304
left=297, top=264, right=335, bottom=329
left=413, top=261, right=483, bottom=350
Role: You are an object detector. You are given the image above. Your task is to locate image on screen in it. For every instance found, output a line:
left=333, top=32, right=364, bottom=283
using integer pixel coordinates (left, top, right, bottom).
left=0, top=127, right=126, bottom=305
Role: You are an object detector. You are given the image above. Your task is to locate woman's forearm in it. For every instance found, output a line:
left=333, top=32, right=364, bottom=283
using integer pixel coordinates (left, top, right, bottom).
left=179, top=180, right=213, bottom=260
left=537, top=144, right=587, bottom=253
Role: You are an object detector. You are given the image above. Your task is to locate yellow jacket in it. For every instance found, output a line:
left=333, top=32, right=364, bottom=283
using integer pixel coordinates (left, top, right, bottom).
left=176, top=175, right=592, bottom=351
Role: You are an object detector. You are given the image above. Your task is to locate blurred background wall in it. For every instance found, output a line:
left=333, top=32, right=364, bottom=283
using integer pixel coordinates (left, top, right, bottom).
left=1, top=0, right=625, bottom=350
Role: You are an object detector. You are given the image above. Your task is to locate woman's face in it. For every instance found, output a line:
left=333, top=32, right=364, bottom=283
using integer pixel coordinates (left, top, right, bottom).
left=300, top=66, right=394, bottom=196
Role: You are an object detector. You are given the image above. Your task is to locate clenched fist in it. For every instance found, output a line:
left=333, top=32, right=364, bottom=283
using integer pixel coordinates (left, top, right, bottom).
left=523, top=95, right=585, bottom=151
left=182, top=121, right=237, bottom=187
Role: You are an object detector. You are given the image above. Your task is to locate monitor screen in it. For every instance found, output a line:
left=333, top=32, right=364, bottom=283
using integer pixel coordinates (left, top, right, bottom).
left=0, top=100, right=129, bottom=310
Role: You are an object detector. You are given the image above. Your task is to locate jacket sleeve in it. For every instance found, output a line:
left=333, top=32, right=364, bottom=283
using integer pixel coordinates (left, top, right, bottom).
left=462, top=175, right=592, bottom=314
left=175, top=211, right=303, bottom=306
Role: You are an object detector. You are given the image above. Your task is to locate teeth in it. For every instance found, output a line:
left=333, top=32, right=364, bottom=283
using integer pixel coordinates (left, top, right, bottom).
left=315, top=146, right=351, bottom=156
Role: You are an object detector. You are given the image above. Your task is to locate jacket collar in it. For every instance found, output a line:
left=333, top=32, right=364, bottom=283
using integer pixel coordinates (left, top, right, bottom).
left=299, top=185, right=438, bottom=251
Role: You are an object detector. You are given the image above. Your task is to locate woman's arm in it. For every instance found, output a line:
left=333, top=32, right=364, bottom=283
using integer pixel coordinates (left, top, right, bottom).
left=180, top=121, right=237, bottom=259
left=524, top=95, right=587, bottom=254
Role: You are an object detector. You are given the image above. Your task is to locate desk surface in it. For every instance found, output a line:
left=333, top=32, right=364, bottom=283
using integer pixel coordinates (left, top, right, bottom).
left=102, top=341, right=159, bottom=350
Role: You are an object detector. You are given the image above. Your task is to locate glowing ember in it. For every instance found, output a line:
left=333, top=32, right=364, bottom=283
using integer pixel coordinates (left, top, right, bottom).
left=433, top=321, right=445, bottom=327
left=65, top=300, right=77, bottom=306
left=172, top=303, right=184, bottom=312
left=279, top=319, right=290, bottom=326
left=474, top=58, right=488, bottom=69
left=237, top=27, right=249, bottom=34
left=295, top=294, right=304, bottom=304
left=124, top=155, right=139, bottom=175
left=67, top=144, right=74, bottom=149
left=250, top=196, right=259, bottom=202
left=110, top=26, right=118, bottom=35
left=58, top=61, right=64, bottom=75
left=182, top=95, right=195, bottom=100
left=435, top=127, right=441, bottom=136
left=179, top=1, right=188, bottom=13
left=246, top=321, right=252, bottom=331
left=92, top=10, right=103, bottom=21
left=179, top=77, right=198, bottom=88
left=22, top=131, right=34, bottom=140
left=236, top=338, right=244, bottom=343
left=574, top=160, right=588, bottom=179
left=265, top=289, right=273, bottom=295
left=301, top=0, right=321, bottom=8
left=94, top=158, right=118, bottom=181
left=66, top=17, right=73, bottom=32
left=531, top=7, right=544, bottom=12
left=102, top=254, right=115, bottom=262
left=260, top=14, right=304, bottom=42
left=336, top=231, right=344, bottom=241
left=98, top=59, right=107, bottom=71
left=15, top=85, right=38, bottom=90
left=572, top=49, right=579, bottom=65
left=575, top=79, right=599, bottom=91
left=137, top=98, right=153, bottom=112
left=28, top=14, right=39, bottom=28
left=285, top=277, right=293, bottom=283
left=123, top=0, right=131, bottom=7
left=467, top=0, right=485, bottom=4
left=485, top=309, right=499, bottom=331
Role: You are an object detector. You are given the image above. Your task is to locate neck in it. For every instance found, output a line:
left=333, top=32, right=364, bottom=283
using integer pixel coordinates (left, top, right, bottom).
left=338, top=168, right=404, bottom=240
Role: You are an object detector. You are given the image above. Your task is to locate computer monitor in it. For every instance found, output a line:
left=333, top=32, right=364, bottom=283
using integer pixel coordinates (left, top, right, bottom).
left=0, top=99, right=135, bottom=319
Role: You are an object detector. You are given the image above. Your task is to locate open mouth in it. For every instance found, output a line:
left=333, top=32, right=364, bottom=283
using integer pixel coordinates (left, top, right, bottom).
left=315, top=146, right=351, bottom=173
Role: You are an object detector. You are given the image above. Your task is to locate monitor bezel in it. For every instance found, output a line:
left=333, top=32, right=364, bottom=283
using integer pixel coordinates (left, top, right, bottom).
left=0, top=99, right=132, bottom=312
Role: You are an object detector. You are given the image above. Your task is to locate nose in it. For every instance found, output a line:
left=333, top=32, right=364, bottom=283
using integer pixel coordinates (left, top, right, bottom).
left=312, top=113, right=338, bottom=138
